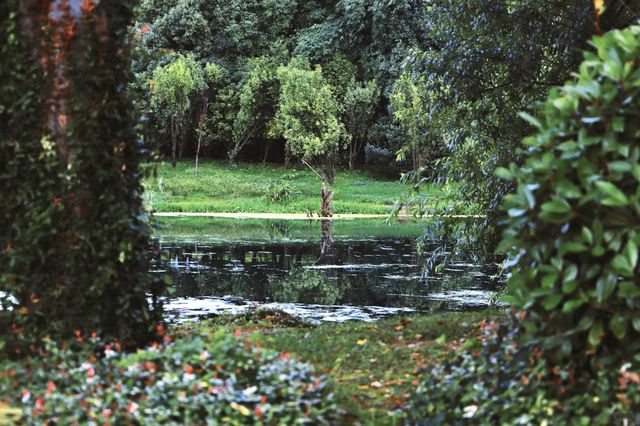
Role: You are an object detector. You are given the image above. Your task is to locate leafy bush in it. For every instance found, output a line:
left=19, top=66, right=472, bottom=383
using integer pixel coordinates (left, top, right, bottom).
left=407, top=320, right=640, bottom=425
left=408, top=26, right=640, bottom=424
left=498, top=25, right=640, bottom=367
left=364, top=144, right=402, bottom=178
left=0, top=330, right=336, bottom=425
left=265, top=181, right=293, bottom=204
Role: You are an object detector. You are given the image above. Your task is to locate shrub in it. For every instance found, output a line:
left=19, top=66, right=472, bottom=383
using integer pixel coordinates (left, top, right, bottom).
left=364, top=144, right=402, bottom=178
left=0, top=330, right=336, bottom=425
left=407, top=320, right=640, bottom=425
left=265, top=181, right=293, bottom=204
left=498, top=26, right=640, bottom=367
left=407, top=26, right=640, bottom=424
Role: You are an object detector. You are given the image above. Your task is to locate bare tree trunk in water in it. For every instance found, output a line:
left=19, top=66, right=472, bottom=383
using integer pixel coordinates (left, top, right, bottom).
left=320, top=219, right=334, bottom=257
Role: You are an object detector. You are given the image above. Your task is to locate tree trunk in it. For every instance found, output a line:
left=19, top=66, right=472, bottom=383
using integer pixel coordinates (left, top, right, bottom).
left=323, top=153, right=336, bottom=186
left=349, top=141, right=356, bottom=171
left=263, top=140, right=272, bottom=163
left=195, top=132, right=202, bottom=177
left=195, top=97, right=208, bottom=177
left=171, top=116, right=177, bottom=168
left=4, top=0, right=160, bottom=351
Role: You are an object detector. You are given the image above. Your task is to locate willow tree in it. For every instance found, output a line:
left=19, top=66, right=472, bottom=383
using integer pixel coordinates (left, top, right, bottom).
left=0, top=0, right=162, bottom=354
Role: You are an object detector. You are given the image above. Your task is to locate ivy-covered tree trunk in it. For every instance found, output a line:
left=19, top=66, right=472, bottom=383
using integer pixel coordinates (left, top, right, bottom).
left=0, top=0, right=162, bottom=356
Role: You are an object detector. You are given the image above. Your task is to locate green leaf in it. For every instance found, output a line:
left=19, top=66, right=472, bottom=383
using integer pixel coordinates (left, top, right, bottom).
left=542, top=272, right=558, bottom=288
left=595, top=181, right=629, bottom=206
left=562, top=280, right=578, bottom=294
left=624, top=240, right=638, bottom=269
left=581, top=227, right=593, bottom=245
left=632, top=318, right=640, bottom=333
left=555, top=179, right=582, bottom=199
left=596, top=273, right=617, bottom=303
left=562, top=297, right=587, bottom=313
left=541, top=199, right=571, bottom=214
left=610, top=314, right=627, bottom=340
left=618, top=281, right=640, bottom=298
left=542, top=294, right=563, bottom=310
left=518, top=112, right=543, bottom=129
left=495, top=167, right=512, bottom=180
left=611, top=254, right=634, bottom=277
left=563, top=264, right=578, bottom=283
left=588, top=321, right=604, bottom=347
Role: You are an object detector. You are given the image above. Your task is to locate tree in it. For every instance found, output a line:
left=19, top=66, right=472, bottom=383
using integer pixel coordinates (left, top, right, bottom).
left=229, top=48, right=288, bottom=165
left=0, top=0, right=162, bottom=354
left=269, top=58, right=347, bottom=184
left=404, top=0, right=640, bottom=253
left=391, top=72, right=427, bottom=170
left=195, top=62, right=224, bottom=176
left=150, top=54, right=205, bottom=167
left=343, top=80, right=379, bottom=170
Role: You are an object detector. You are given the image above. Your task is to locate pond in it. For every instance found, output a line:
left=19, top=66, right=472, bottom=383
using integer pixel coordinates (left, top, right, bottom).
left=152, top=218, right=500, bottom=323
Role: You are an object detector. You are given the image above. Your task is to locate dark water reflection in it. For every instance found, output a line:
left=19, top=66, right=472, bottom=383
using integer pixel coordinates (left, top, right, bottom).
left=152, top=220, right=500, bottom=321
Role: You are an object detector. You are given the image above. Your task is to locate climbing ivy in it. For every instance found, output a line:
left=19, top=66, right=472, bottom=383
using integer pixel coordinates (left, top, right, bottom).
left=0, top=1, right=162, bottom=356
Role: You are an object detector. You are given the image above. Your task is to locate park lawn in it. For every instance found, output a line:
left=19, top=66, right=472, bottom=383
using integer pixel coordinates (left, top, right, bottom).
left=142, top=160, right=454, bottom=214
left=179, top=309, right=503, bottom=426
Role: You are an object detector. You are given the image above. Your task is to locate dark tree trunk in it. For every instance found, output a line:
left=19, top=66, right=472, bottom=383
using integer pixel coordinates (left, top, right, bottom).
left=263, top=140, right=273, bottom=163
left=171, top=116, right=177, bottom=168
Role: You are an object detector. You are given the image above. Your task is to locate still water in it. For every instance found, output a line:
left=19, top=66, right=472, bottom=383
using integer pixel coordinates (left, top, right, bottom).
left=152, top=218, right=500, bottom=323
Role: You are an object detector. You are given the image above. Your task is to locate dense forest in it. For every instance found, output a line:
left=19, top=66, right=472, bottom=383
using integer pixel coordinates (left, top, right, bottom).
left=131, top=0, right=639, bottom=226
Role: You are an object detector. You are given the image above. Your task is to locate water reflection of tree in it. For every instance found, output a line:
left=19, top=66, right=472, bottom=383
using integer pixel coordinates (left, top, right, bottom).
left=268, top=270, right=348, bottom=305
left=319, top=219, right=333, bottom=258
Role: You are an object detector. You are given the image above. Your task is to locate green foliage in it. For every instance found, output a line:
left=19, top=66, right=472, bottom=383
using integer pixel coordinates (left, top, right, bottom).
left=0, top=330, right=336, bottom=425
left=152, top=54, right=204, bottom=118
left=390, top=72, right=428, bottom=170
left=344, top=80, right=380, bottom=169
left=0, top=1, right=162, bottom=354
left=321, top=53, right=358, bottom=102
left=270, top=58, right=347, bottom=182
left=151, top=53, right=206, bottom=166
left=499, top=26, right=640, bottom=366
left=230, top=49, right=288, bottom=164
left=404, top=0, right=639, bottom=255
left=408, top=320, right=640, bottom=425
left=265, top=181, right=293, bottom=204
left=131, top=0, right=428, bottom=168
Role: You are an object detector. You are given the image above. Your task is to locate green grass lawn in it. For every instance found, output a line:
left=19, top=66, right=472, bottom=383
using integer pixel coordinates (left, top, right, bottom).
left=142, top=160, right=453, bottom=214
left=179, top=309, right=503, bottom=425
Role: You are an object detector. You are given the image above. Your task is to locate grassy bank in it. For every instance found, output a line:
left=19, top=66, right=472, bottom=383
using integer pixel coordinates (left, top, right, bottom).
left=142, top=161, right=453, bottom=214
left=179, top=309, right=503, bottom=425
